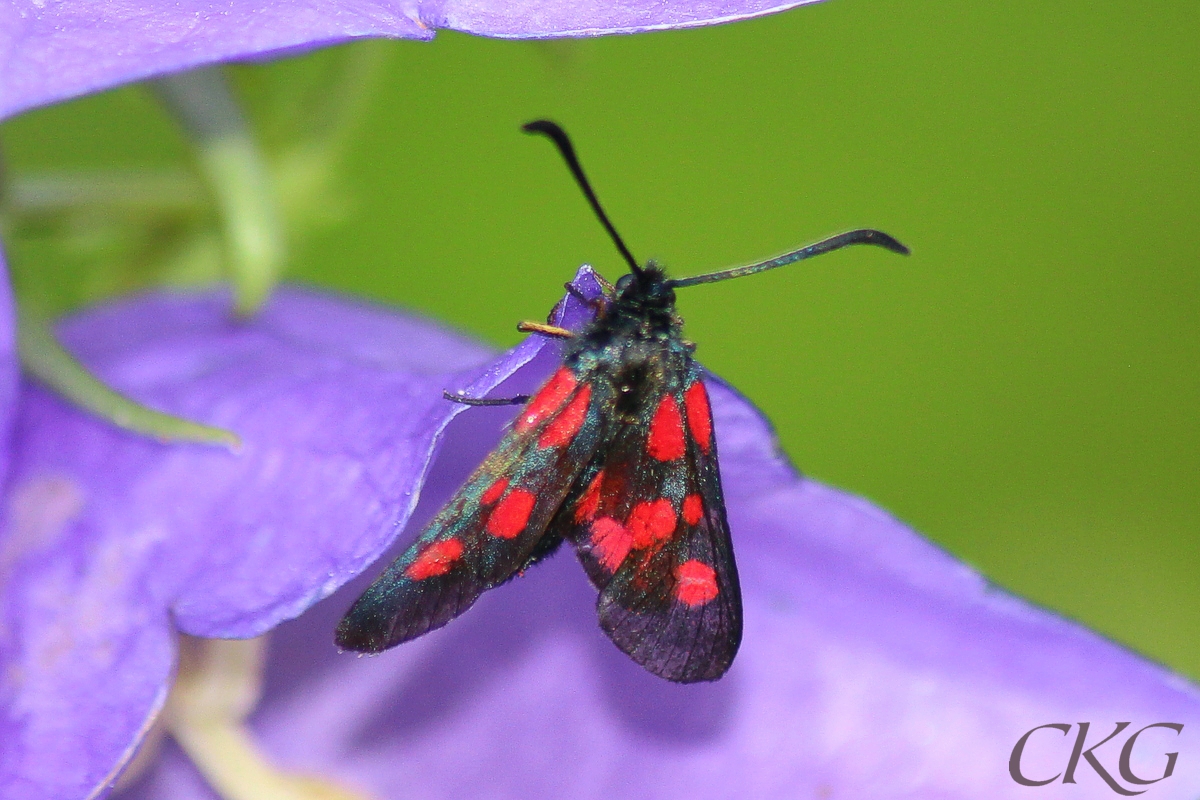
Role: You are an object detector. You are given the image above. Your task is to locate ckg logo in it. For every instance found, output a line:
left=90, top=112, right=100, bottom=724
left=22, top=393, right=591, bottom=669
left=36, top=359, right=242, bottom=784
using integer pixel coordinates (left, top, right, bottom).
left=1010, top=723, right=1183, bottom=795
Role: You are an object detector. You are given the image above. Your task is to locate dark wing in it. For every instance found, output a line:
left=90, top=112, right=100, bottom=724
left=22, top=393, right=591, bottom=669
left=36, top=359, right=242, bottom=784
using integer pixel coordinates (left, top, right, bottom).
left=551, top=362, right=742, bottom=682
left=337, top=366, right=605, bottom=653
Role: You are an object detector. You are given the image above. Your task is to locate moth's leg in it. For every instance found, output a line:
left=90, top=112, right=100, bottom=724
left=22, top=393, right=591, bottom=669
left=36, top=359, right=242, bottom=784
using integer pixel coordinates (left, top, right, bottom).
left=517, top=321, right=575, bottom=338
left=446, top=320, right=574, bottom=407
left=443, top=390, right=531, bottom=406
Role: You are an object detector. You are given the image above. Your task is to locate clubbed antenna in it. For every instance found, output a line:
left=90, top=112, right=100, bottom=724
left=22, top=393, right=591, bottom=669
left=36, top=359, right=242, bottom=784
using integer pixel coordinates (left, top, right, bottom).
left=667, top=229, right=910, bottom=288
left=523, top=120, right=641, bottom=275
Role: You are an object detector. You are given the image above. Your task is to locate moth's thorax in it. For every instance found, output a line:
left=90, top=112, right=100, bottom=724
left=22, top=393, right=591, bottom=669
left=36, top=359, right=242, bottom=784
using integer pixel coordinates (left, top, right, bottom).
left=585, top=263, right=683, bottom=346
left=563, top=264, right=690, bottom=423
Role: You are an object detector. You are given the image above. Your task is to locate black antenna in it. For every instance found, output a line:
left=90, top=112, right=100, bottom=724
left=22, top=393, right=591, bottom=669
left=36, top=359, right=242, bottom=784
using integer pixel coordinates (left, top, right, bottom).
left=523, top=120, right=641, bottom=275
left=667, top=229, right=909, bottom=288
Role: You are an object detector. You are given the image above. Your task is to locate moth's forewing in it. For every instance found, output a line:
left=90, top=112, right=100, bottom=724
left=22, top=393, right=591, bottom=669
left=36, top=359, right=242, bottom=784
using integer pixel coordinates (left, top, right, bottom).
left=336, top=366, right=606, bottom=653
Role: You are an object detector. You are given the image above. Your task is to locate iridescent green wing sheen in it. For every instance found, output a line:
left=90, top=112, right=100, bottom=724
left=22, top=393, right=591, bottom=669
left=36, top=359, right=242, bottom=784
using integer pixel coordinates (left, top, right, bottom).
left=336, top=365, right=606, bottom=653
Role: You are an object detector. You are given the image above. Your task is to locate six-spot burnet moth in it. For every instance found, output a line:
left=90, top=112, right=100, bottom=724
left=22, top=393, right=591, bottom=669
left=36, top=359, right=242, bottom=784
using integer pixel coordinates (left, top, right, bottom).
left=335, top=120, right=909, bottom=683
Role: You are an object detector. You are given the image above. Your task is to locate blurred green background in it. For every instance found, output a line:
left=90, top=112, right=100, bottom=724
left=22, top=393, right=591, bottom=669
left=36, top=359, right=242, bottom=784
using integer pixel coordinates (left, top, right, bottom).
left=2, top=0, right=1197, bottom=676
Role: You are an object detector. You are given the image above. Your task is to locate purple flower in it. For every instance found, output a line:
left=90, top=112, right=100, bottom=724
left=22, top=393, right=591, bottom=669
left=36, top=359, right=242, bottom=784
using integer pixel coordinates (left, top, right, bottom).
left=2, top=269, right=1198, bottom=800
left=1, top=5, right=1196, bottom=796
left=0, top=252, right=21, bottom=484
left=0, top=0, right=819, bottom=122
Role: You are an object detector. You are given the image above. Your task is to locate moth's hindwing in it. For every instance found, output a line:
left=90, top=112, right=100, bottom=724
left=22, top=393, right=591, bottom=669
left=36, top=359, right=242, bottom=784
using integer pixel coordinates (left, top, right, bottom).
left=552, top=355, right=742, bottom=683
left=336, top=366, right=605, bottom=653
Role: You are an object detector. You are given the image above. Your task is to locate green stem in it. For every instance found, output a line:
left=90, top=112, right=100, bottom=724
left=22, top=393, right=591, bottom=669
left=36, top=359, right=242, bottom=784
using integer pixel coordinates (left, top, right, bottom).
left=155, top=67, right=285, bottom=316
left=18, top=307, right=240, bottom=449
left=4, top=170, right=202, bottom=214
left=309, top=41, right=389, bottom=155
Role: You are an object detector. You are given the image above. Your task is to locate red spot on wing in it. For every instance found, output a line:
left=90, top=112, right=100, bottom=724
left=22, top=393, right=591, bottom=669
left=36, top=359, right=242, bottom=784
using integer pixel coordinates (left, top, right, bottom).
left=590, top=517, right=633, bottom=572
left=684, top=381, right=713, bottom=453
left=405, top=539, right=464, bottom=580
left=675, top=559, right=719, bottom=606
left=647, top=395, right=686, bottom=461
left=481, top=477, right=509, bottom=506
left=517, top=368, right=576, bottom=432
left=538, top=384, right=592, bottom=448
left=486, top=488, right=536, bottom=539
left=574, top=470, right=605, bottom=523
left=682, top=493, right=704, bottom=526
left=628, top=498, right=677, bottom=549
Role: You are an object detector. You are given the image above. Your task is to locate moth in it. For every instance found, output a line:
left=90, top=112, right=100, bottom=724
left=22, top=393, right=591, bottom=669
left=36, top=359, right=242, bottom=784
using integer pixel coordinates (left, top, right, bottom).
left=336, top=120, right=908, bottom=682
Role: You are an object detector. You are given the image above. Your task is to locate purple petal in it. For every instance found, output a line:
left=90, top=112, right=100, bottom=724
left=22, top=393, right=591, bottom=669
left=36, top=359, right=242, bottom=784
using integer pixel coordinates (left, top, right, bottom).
left=124, top=375, right=1200, bottom=800
left=0, top=247, right=19, bottom=487
left=0, top=0, right=818, bottom=122
left=7, top=273, right=1199, bottom=800
left=0, top=480, right=174, bottom=800
left=0, top=277, right=597, bottom=800
left=430, top=0, right=821, bottom=39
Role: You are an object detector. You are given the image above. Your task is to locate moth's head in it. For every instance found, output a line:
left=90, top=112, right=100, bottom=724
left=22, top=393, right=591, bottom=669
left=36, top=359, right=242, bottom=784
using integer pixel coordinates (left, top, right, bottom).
left=615, top=262, right=675, bottom=311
